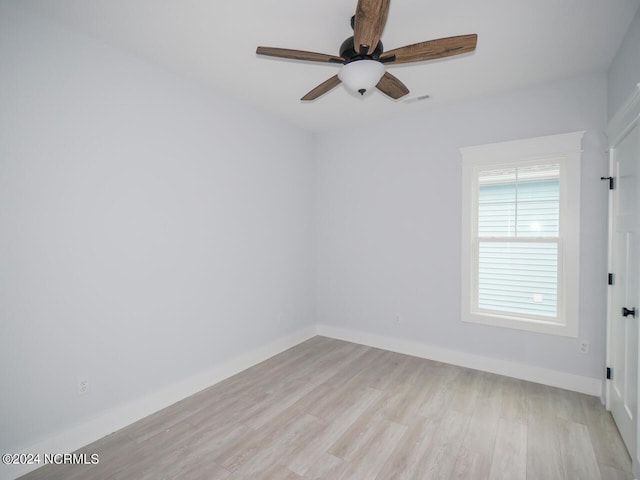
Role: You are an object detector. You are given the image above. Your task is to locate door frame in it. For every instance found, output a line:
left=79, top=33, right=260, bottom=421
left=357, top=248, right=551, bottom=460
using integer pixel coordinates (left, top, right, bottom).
left=606, top=82, right=640, bottom=475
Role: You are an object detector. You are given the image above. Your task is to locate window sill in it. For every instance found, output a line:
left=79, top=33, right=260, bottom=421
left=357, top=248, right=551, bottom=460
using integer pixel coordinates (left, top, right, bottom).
left=463, top=310, right=578, bottom=337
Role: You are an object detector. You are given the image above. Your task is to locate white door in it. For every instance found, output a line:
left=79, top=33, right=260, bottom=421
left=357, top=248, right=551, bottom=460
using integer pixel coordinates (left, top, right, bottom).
left=609, top=121, right=640, bottom=458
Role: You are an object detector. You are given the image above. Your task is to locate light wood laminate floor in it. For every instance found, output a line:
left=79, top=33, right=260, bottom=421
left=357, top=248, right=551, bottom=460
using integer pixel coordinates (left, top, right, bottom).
left=20, top=337, right=632, bottom=479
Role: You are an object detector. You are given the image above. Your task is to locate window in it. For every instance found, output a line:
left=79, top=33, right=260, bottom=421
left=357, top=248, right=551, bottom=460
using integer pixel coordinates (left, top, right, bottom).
left=460, top=132, right=584, bottom=336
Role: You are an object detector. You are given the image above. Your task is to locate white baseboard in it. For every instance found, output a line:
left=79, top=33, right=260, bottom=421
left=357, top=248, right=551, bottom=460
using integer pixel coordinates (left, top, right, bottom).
left=1, top=326, right=317, bottom=480
left=316, top=324, right=602, bottom=396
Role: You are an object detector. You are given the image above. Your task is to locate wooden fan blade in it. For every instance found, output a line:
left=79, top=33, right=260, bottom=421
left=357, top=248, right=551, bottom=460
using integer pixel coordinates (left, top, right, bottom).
left=380, top=34, right=477, bottom=65
left=376, top=71, right=409, bottom=99
left=353, top=0, right=390, bottom=55
left=256, top=46, right=344, bottom=64
left=301, top=76, right=342, bottom=101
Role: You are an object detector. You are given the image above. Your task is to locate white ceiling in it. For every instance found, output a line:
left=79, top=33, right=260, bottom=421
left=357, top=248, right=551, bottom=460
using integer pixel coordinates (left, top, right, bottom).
left=15, top=0, right=640, bottom=132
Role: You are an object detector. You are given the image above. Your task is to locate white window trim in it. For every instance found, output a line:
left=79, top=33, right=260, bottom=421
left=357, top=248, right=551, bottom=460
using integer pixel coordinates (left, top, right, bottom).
left=460, top=131, right=584, bottom=337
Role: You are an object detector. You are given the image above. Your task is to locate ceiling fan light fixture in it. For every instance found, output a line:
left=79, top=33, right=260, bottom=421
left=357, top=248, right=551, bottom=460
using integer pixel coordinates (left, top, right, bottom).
left=256, top=1, right=478, bottom=102
left=338, top=60, right=385, bottom=96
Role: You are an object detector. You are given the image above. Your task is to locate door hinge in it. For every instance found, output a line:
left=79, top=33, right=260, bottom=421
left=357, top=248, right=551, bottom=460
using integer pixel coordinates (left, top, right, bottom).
left=608, top=273, right=615, bottom=285
left=607, top=367, right=612, bottom=380
left=601, top=176, right=615, bottom=190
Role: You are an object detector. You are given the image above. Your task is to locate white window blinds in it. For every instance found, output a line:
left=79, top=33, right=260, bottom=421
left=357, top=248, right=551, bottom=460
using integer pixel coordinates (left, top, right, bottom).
left=476, top=165, right=560, bottom=319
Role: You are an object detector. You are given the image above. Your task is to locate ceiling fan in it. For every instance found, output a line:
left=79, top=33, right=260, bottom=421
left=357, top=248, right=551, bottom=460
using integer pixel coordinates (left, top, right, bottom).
left=256, top=0, right=477, bottom=101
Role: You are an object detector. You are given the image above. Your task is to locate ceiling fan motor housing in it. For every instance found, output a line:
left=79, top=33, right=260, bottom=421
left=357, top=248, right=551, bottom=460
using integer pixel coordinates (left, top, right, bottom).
left=339, top=36, right=384, bottom=64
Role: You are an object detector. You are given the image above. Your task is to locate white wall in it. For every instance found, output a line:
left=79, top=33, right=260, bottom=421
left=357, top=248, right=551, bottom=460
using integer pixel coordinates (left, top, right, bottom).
left=315, top=73, right=609, bottom=382
left=608, top=6, right=640, bottom=119
left=0, top=3, right=314, bottom=455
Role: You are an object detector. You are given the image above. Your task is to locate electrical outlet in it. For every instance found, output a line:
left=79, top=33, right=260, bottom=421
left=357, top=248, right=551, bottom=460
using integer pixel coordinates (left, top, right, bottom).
left=578, top=340, right=589, bottom=354
left=77, top=376, right=89, bottom=396
left=277, top=312, right=283, bottom=324
left=393, top=313, right=401, bottom=324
